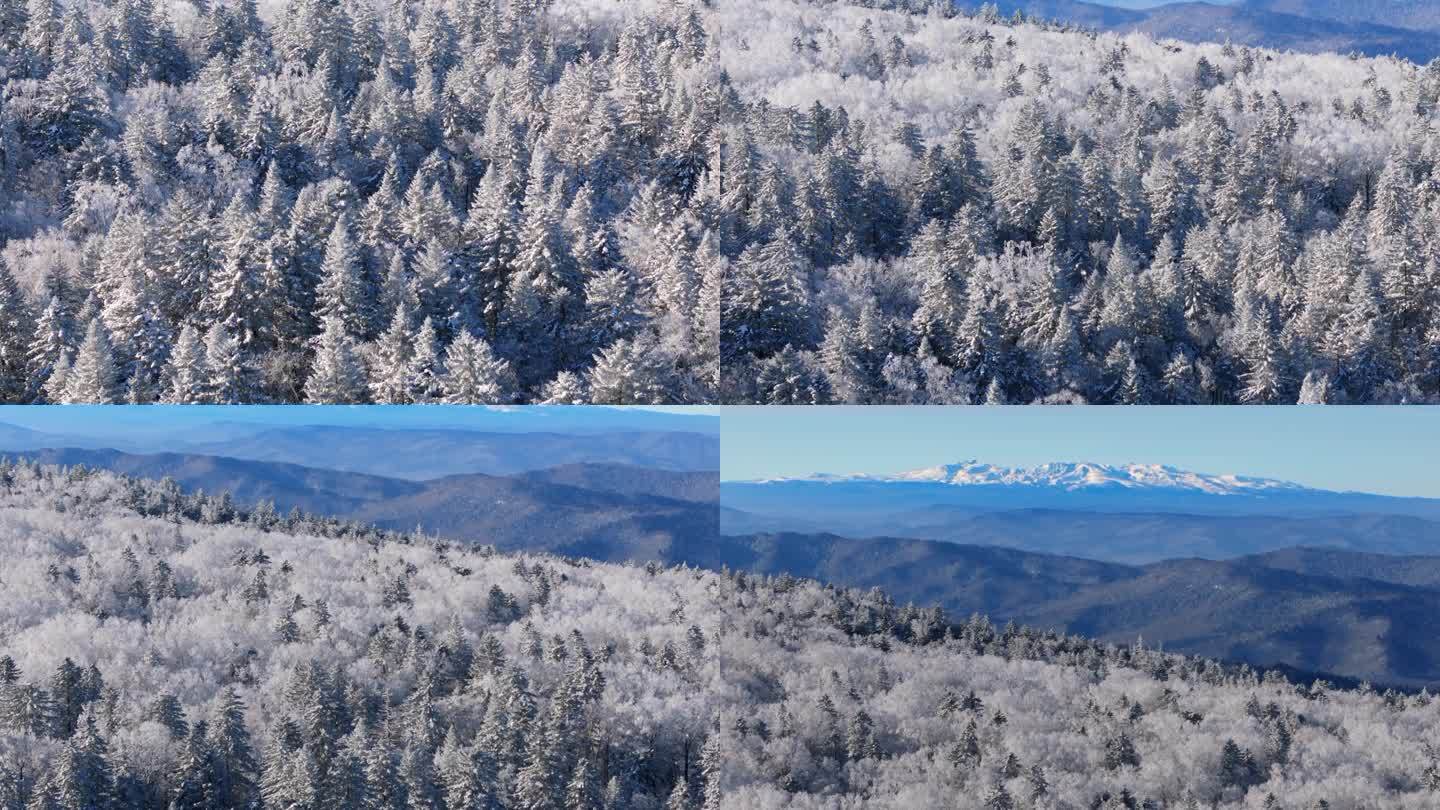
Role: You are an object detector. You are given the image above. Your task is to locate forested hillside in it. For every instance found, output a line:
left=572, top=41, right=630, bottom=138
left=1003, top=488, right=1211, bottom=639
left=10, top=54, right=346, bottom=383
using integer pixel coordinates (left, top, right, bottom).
left=2, top=459, right=1440, bottom=808
left=5, top=0, right=1437, bottom=404
left=714, top=0, right=1440, bottom=403
left=0, top=0, right=721, bottom=403
left=686, top=530, right=1440, bottom=687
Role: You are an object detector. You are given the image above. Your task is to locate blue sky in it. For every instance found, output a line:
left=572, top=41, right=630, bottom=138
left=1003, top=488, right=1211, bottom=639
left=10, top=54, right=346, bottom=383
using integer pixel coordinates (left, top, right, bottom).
left=722, top=407, right=1440, bottom=497
left=0, top=405, right=718, bottom=439
left=1079, top=0, right=1240, bottom=7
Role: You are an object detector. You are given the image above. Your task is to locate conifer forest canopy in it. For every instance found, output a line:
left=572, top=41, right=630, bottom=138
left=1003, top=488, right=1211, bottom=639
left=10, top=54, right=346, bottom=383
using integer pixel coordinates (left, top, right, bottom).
left=0, top=0, right=719, bottom=404
left=1, top=0, right=1439, bottom=404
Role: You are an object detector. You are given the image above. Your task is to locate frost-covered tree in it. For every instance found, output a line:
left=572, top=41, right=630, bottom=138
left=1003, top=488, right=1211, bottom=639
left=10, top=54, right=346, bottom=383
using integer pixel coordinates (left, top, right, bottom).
left=440, top=330, right=514, bottom=404
left=58, top=318, right=119, bottom=404
left=163, top=324, right=210, bottom=404
left=0, top=263, right=32, bottom=402
left=316, top=214, right=376, bottom=342
left=304, top=316, right=367, bottom=404
left=587, top=335, right=672, bottom=404
left=204, top=323, right=255, bottom=404
left=369, top=303, right=417, bottom=404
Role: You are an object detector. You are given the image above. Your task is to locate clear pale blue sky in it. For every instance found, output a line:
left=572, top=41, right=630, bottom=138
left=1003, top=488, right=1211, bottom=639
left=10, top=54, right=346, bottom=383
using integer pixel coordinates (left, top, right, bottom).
left=1079, top=0, right=1241, bottom=7
left=721, top=407, right=1440, bottom=497
left=0, top=405, right=718, bottom=438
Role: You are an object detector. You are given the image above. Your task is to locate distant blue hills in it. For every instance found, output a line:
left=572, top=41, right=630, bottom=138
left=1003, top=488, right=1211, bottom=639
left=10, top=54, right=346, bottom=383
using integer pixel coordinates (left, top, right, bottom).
left=959, top=0, right=1440, bottom=62
left=0, top=416, right=718, bottom=480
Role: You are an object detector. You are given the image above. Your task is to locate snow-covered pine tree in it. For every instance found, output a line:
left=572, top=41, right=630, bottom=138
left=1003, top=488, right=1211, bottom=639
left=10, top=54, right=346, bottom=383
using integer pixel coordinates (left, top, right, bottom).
left=26, top=296, right=69, bottom=403
left=587, top=335, right=671, bottom=405
left=205, top=195, right=270, bottom=349
left=163, top=325, right=210, bottom=405
left=720, top=228, right=813, bottom=364
left=204, top=322, right=254, bottom=404
left=440, top=329, right=514, bottom=404
left=59, top=318, right=120, bottom=404
left=316, top=213, right=377, bottom=342
left=0, top=262, right=32, bottom=403
left=369, top=302, right=416, bottom=404
left=304, top=316, right=368, bottom=404
left=407, top=316, right=444, bottom=403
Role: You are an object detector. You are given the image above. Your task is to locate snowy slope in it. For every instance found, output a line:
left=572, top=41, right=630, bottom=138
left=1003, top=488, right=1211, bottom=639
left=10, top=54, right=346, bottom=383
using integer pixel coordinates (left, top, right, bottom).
left=3, top=459, right=1439, bottom=808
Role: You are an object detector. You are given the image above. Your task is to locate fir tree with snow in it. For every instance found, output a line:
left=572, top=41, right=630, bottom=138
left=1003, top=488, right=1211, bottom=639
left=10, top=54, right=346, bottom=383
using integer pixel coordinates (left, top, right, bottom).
left=304, top=316, right=367, bottom=404
left=440, top=330, right=515, bottom=405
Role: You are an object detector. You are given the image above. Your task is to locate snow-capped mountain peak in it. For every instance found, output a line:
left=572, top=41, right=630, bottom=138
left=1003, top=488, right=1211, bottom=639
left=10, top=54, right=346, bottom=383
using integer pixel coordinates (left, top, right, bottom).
left=760, top=461, right=1309, bottom=495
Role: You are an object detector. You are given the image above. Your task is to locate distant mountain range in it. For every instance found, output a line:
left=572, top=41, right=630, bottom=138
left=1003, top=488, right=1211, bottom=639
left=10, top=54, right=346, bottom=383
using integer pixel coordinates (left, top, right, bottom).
left=182, top=426, right=720, bottom=479
left=698, top=532, right=1440, bottom=686
left=0, top=421, right=719, bottom=479
left=754, top=460, right=1307, bottom=493
left=961, top=0, right=1440, bottom=62
left=1238, top=0, right=1440, bottom=32
left=4, top=447, right=717, bottom=559
left=724, top=507, right=1440, bottom=564
left=1017, top=549, right=1440, bottom=686
left=724, top=461, right=1440, bottom=563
